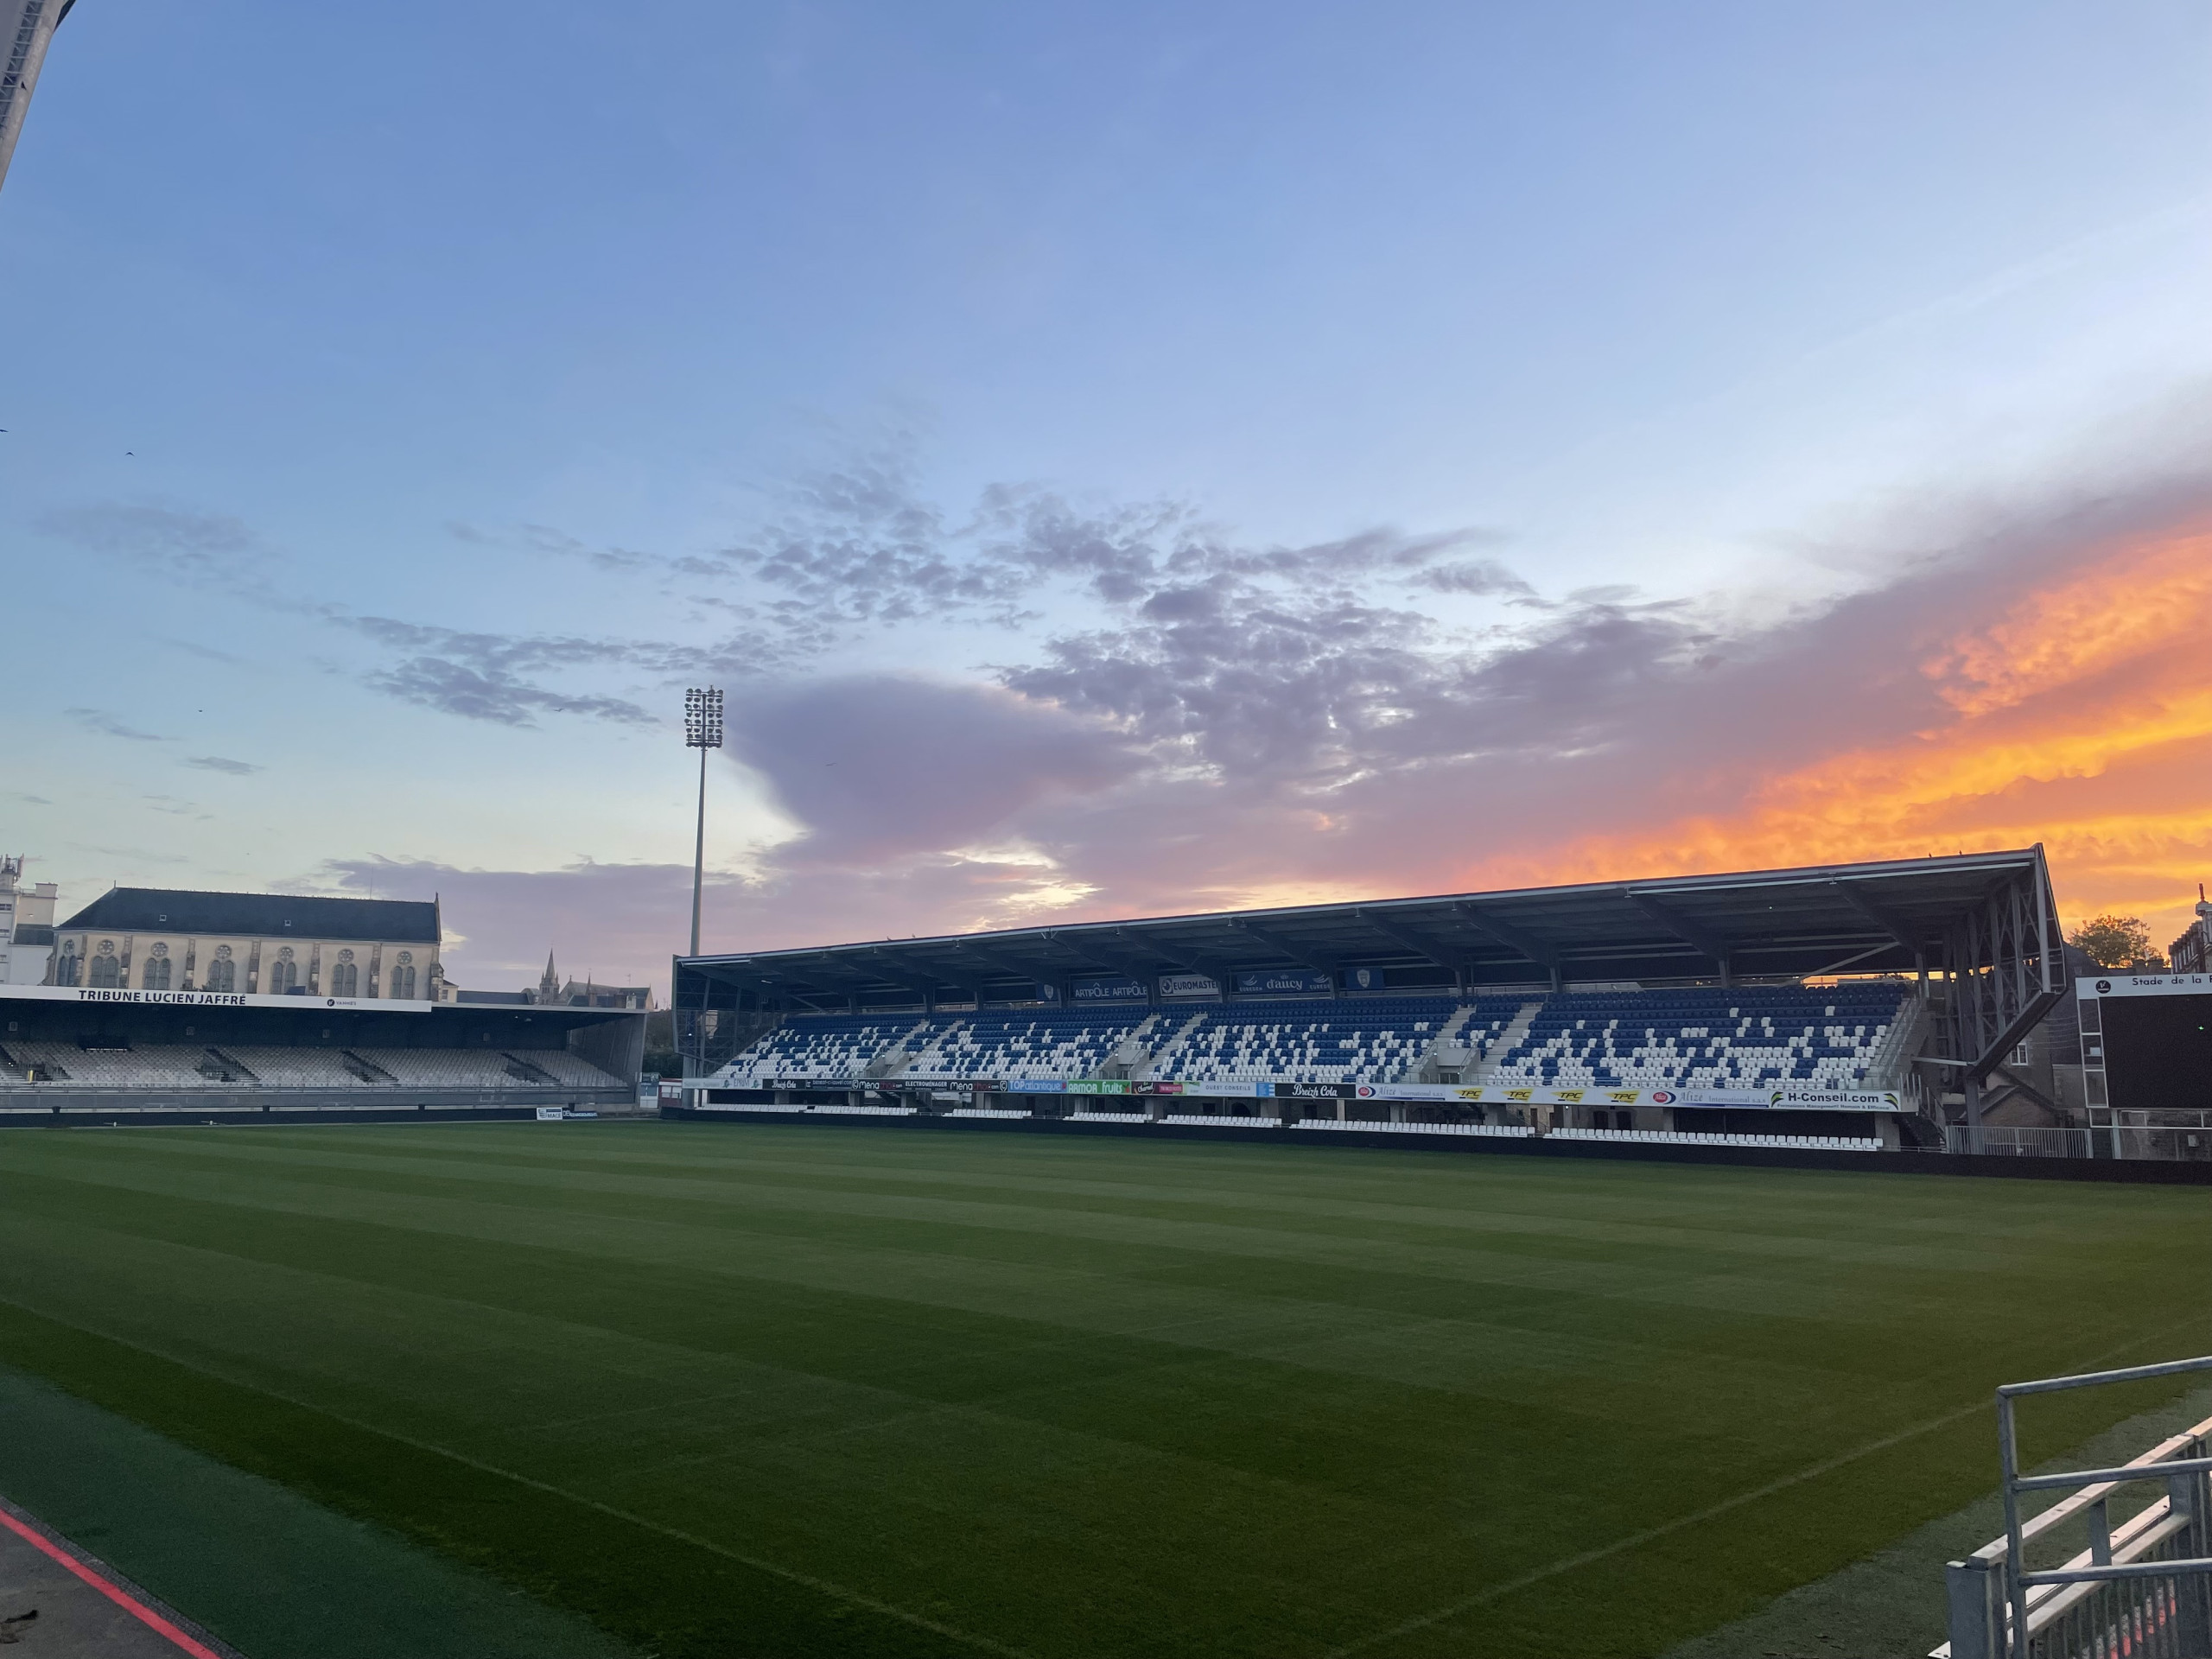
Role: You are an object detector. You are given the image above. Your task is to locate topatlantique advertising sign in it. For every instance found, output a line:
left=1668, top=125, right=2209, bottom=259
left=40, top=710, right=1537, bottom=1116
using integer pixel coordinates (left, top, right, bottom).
left=0, top=983, right=433, bottom=1014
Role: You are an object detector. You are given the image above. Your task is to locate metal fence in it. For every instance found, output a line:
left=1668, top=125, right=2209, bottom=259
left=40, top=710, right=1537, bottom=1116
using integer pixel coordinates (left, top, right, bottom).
left=1947, top=1128, right=2100, bottom=1160
left=1942, top=1124, right=2212, bottom=1162
left=1939, top=1357, right=2212, bottom=1659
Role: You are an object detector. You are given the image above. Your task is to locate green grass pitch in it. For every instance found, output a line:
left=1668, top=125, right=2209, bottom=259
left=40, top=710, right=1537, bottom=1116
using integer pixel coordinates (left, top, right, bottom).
left=2, top=1120, right=2209, bottom=1659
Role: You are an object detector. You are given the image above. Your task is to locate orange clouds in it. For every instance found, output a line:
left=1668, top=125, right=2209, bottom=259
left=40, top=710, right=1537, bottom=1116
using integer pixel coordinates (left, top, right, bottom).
left=1473, top=524, right=2212, bottom=950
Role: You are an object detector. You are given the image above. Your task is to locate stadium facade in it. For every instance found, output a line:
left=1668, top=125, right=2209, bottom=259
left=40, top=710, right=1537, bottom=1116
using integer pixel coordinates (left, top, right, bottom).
left=2, top=886, right=646, bottom=1122
left=673, top=848, right=2069, bottom=1154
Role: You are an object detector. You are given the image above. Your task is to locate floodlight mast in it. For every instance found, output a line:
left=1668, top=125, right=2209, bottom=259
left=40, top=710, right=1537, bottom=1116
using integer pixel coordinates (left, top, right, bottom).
left=0, top=0, right=76, bottom=199
left=683, top=687, right=722, bottom=957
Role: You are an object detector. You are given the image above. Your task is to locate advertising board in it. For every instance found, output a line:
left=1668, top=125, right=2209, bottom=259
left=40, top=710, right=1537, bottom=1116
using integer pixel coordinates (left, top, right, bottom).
left=0, top=982, right=434, bottom=1014
left=1236, top=969, right=1334, bottom=996
left=1158, top=973, right=1222, bottom=999
left=2078, top=974, right=2212, bottom=1000
left=1072, top=976, right=1148, bottom=1001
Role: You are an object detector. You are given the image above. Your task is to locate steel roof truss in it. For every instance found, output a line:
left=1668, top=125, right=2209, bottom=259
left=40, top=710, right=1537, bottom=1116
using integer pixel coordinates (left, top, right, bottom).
left=1226, top=917, right=1338, bottom=976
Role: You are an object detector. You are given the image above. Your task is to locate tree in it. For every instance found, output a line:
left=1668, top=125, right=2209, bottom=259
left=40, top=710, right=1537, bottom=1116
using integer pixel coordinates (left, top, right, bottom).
left=2068, top=914, right=2158, bottom=971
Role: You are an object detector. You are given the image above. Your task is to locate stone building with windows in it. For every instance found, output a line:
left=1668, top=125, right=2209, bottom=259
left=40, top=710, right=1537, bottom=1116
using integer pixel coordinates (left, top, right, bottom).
left=48, top=889, right=442, bottom=1001
left=0, top=855, right=59, bottom=986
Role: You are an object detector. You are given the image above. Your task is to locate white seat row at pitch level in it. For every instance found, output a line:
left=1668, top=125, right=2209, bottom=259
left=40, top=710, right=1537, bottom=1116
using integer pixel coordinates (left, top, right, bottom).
left=0, top=1039, right=620, bottom=1090
left=721, top=985, right=1907, bottom=1090
left=702, top=1100, right=1881, bottom=1151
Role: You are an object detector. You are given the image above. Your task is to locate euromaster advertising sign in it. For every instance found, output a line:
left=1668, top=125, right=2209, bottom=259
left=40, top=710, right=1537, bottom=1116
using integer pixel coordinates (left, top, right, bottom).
left=1072, top=976, right=1148, bottom=1001
left=1158, top=973, right=1222, bottom=999
left=1236, top=969, right=1335, bottom=996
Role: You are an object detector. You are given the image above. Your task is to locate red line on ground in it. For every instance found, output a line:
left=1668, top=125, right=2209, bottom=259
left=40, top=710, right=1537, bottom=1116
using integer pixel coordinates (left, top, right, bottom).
left=0, top=1504, right=225, bottom=1658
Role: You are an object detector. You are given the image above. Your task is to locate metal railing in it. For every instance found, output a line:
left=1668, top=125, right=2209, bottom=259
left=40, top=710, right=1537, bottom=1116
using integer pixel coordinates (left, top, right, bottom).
left=1940, top=1356, right=2212, bottom=1659
left=1946, top=1127, right=2098, bottom=1160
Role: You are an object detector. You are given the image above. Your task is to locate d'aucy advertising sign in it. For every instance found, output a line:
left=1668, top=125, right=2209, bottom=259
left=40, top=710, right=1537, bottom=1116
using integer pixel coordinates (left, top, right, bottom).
left=1236, top=969, right=1335, bottom=996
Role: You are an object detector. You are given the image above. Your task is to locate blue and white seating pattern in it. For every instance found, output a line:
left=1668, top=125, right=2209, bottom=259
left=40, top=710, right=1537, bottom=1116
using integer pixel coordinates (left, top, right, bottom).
left=725, top=1017, right=918, bottom=1082
left=1142, top=998, right=1473, bottom=1084
left=1481, top=986, right=1904, bottom=1090
left=720, top=983, right=1911, bottom=1093
left=906, top=1014, right=1152, bottom=1080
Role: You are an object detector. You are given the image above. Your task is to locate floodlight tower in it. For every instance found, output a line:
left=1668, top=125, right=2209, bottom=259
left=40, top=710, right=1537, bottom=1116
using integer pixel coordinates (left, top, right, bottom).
left=683, top=687, right=723, bottom=957
left=0, top=0, right=73, bottom=198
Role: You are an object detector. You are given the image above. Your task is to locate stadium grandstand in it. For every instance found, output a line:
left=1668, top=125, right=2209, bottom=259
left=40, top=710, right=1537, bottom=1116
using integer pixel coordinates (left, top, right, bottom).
left=0, top=887, right=646, bottom=1122
left=672, top=847, right=2065, bottom=1155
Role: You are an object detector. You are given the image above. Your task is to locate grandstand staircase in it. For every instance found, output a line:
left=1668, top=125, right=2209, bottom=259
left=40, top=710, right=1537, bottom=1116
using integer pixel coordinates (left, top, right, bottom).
left=1465, top=1001, right=1545, bottom=1084
left=862, top=1020, right=935, bottom=1080
left=1409, top=1004, right=1483, bottom=1083
left=499, top=1052, right=556, bottom=1085
left=1860, top=991, right=1929, bottom=1091
left=340, top=1050, right=398, bottom=1084
left=1091, top=1014, right=1163, bottom=1081
left=198, top=1047, right=257, bottom=1084
left=1129, top=1011, right=1210, bottom=1080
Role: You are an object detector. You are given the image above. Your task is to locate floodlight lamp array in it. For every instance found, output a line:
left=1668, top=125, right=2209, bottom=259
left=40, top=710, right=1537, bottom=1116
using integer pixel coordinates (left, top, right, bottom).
left=684, top=686, right=724, bottom=749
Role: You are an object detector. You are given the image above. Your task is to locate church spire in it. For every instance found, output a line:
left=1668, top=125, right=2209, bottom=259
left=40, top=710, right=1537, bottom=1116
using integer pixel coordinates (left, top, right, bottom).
left=539, top=949, right=560, bottom=1001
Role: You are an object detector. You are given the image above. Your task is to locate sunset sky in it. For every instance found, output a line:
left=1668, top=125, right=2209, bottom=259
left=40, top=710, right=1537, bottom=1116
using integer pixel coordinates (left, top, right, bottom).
left=4, top=0, right=2209, bottom=992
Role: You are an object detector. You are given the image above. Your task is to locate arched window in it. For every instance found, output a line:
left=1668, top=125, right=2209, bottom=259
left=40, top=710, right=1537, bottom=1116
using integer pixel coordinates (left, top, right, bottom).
left=89, top=942, right=121, bottom=988
left=389, top=962, right=416, bottom=1000
left=55, top=944, right=80, bottom=986
left=204, top=948, right=237, bottom=994
left=142, top=948, right=173, bottom=991
left=269, top=949, right=299, bottom=995
left=330, top=961, right=359, bottom=996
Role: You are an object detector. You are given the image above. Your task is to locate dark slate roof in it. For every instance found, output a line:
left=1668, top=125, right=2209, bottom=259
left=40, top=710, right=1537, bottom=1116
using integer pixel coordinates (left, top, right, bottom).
left=58, top=888, right=439, bottom=944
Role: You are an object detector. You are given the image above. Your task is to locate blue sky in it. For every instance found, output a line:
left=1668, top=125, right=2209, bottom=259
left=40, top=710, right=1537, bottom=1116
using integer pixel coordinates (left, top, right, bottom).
left=4, top=0, right=2210, bottom=991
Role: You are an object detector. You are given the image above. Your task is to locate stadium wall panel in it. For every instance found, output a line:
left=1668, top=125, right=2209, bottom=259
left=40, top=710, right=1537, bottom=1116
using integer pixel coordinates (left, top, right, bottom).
left=659, top=1103, right=2212, bottom=1184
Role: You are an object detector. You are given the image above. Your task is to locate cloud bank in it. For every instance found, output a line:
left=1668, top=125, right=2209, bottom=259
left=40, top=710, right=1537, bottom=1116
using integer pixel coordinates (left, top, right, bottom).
left=48, top=435, right=2212, bottom=984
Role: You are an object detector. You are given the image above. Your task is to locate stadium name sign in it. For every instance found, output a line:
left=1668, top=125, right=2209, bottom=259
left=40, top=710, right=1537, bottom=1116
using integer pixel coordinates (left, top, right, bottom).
left=0, top=984, right=435, bottom=1014
left=2078, top=974, right=2212, bottom=1000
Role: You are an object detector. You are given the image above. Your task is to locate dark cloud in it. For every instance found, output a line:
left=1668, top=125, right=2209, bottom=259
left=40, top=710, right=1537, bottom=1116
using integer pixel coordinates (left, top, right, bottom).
left=450, top=520, right=656, bottom=572
left=183, top=755, right=263, bottom=775
left=340, top=618, right=662, bottom=727
left=728, top=674, right=1141, bottom=864
left=65, top=707, right=169, bottom=741
left=1415, top=558, right=1543, bottom=600
left=37, top=504, right=290, bottom=610
left=363, top=658, right=655, bottom=728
